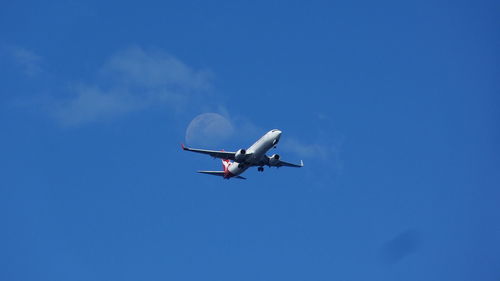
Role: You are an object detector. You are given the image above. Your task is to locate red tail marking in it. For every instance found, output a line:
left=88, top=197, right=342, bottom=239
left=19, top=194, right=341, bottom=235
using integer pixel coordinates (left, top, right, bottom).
left=222, top=159, right=232, bottom=178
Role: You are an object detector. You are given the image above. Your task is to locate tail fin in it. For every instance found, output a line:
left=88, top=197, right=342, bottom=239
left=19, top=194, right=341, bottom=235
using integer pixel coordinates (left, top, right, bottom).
left=222, top=159, right=230, bottom=173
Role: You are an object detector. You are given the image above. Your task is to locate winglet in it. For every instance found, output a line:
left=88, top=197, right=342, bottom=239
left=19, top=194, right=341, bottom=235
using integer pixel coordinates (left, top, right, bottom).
left=300, top=160, right=304, bottom=167
left=181, top=143, right=186, bottom=150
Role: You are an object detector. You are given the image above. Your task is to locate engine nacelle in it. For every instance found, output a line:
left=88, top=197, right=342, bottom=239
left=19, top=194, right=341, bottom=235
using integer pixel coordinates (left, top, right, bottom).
left=269, top=154, right=280, bottom=165
left=234, top=149, right=247, bottom=162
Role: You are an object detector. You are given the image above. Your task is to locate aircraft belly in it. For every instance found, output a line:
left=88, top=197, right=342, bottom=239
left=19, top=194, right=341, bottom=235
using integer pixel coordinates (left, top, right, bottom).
left=229, top=163, right=248, bottom=176
left=247, top=141, right=273, bottom=164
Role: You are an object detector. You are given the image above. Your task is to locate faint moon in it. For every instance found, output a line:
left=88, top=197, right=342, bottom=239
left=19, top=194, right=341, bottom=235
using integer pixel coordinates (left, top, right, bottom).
left=185, top=113, right=234, bottom=147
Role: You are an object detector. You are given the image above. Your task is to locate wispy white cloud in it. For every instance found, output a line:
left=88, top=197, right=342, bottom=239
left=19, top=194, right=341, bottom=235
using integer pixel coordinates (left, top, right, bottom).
left=101, top=47, right=212, bottom=91
left=8, top=46, right=43, bottom=76
left=281, top=138, right=332, bottom=160
left=278, top=117, right=345, bottom=183
left=52, top=84, right=147, bottom=126
left=52, top=46, right=212, bottom=126
left=283, top=134, right=343, bottom=170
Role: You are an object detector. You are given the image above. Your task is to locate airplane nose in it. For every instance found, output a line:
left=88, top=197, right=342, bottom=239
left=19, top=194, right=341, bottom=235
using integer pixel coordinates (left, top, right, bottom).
left=272, top=130, right=281, bottom=146
left=270, top=129, right=282, bottom=138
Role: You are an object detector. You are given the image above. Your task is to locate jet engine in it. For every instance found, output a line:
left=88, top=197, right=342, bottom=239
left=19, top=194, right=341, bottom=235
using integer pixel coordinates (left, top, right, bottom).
left=234, top=149, right=247, bottom=162
left=269, top=154, right=280, bottom=165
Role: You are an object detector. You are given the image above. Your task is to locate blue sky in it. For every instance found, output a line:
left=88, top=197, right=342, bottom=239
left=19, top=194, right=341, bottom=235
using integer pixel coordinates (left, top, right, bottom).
left=1, top=1, right=499, bottom=280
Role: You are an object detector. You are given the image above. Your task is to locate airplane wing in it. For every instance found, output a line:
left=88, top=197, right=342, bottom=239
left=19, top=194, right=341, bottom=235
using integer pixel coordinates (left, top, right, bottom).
left=197, top=171, right=247, bottom=180
left=267, top=158, right=304, bottom=168
left=182, top=144, right=237, bottom=160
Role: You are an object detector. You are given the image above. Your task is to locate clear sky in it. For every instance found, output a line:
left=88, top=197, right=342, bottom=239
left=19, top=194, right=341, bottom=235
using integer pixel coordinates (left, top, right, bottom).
left=1, top=1, right=499, bottom=280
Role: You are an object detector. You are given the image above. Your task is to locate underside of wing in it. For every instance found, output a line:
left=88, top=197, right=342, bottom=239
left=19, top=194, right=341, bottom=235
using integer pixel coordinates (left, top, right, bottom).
left=267, top=158, right=304, bottom=168
left=182, top=144, right=236, bottom=160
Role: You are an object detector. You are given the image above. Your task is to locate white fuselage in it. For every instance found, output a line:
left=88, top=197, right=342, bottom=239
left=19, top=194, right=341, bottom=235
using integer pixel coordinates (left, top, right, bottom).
left=226, top=129, right=281, bottom=177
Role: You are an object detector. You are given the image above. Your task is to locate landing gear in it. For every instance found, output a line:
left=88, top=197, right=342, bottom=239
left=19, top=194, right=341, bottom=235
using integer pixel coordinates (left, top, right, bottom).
left=258, top=167, right=264, bottom=172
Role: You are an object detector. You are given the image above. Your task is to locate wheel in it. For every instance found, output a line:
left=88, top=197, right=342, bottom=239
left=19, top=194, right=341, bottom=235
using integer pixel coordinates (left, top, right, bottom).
left=258, top=167, right=264, bottom=172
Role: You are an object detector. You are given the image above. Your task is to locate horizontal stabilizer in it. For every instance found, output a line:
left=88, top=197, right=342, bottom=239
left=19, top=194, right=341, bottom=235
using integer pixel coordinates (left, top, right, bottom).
left=197, top=171, right=246, bottom=180
left=197, top=171, right=224, bottom=177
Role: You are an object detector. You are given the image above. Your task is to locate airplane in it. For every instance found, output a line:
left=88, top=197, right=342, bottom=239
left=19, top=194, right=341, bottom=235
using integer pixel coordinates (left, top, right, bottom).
left=181, top=129, right=303, bottom=179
